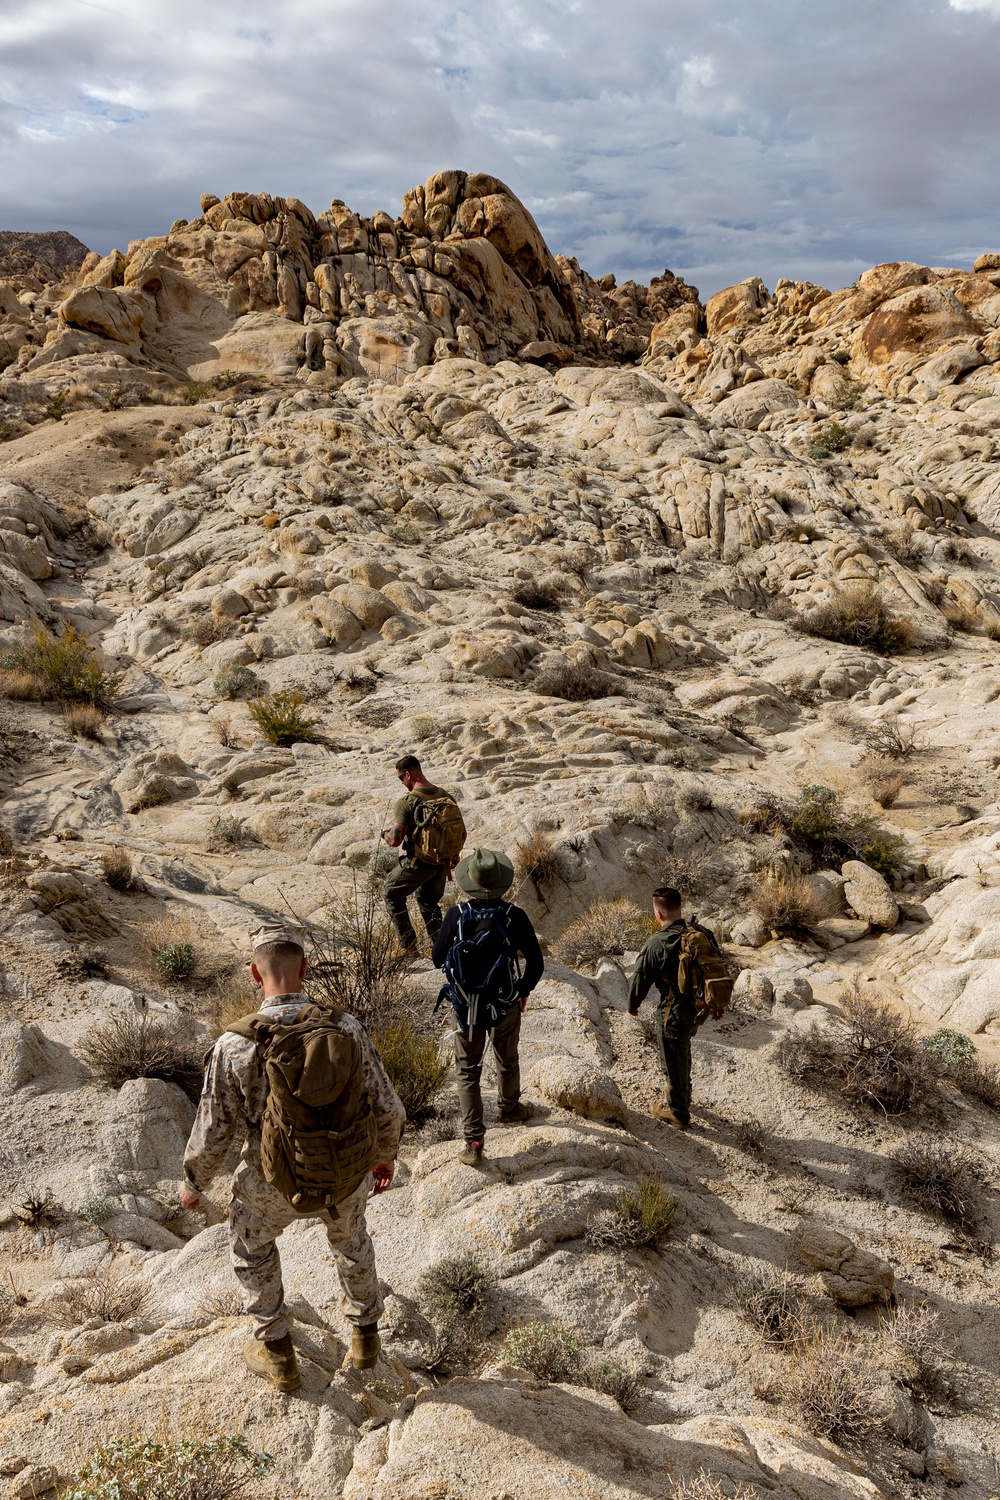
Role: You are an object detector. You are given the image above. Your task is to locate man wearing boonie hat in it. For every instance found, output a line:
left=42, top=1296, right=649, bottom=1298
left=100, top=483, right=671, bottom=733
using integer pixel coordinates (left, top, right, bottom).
left=432, top=848, right=544, bottom=1166
left=178, top=921, right=404, bottom=1391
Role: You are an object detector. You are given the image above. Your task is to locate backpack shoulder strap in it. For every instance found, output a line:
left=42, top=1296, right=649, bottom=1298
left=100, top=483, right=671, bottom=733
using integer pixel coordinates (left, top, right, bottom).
left=225, top=1011, right=266, bottom=1041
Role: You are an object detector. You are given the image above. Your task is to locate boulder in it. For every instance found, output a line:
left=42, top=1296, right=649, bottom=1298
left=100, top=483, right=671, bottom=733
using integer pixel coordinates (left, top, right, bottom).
left=731, top=970, right=773, bottom=1010
left=112, top=749, right=199, bottom=813
left=309, top=595, right=363, bottom=647
left=332, top=584, right=395, bottom=630
left=58, top=285, right=148, bottom=346
left=0, top=1021, right=47, bottom=1093
left=854, top=285, right=983, bottom=368
left=527, top=1058, right=628, bottom=1126
left=336, top=315, right=436, bottom=384
left=730, top=913, right=769, bottom=949
left=771, top=974, right=814, bottom=1010
left=9, top=1466, right=58, bottom=1499
left=709, top=378, right=800, bottom=430
left=98, top=1076, right=195, bottom=1187
left=211, top=588, right=250, bottom=619
left=705, top=277, right=769, bottom=335
left=842, top=860, right=899, bottom=929
left=794, top=1221, right=894, bottom=1306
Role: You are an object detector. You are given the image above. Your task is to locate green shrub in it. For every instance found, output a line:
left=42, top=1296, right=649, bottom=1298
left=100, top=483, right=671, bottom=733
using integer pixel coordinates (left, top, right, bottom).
left=419, top=1252, right=497, bottom=1323
left=923, top=1028, right=976, bottom=1065
left=156, top=941, right=196, bottom=982
left=832, top=377, right=864, bottom=411
left=81, top=1013, right=203, bottom=1101
left=14, top=624, right=122, bottom=707
left=62, top=1435, right=273, bottom=1500
left=584, top=1360, right=643, bottom=1412
left=207, top=815, right=260, bottom=852
left=78, top=1193, right=117, bottom=1227
left=814, top=420, right=850, bottom=452
left=44, top=390, right=68, bottom=421
left=372, top=1018, right=448, bottom=1123
left=552, top=897, right=657, bottom=969
left=179, top=380, right=213, bottom=404
left=797, top=584, right=915, bottom=655
left=248, top=688, right=319, bottom=746
left=502, top=1320, right=581, bottom=1382
left=586, top=1175, right=676, bottom=1250
left=213, top=369, right=247, bottom=390
left=790, top=784, right=905, bottom=880
left=212, top=665, right=262, bottom=701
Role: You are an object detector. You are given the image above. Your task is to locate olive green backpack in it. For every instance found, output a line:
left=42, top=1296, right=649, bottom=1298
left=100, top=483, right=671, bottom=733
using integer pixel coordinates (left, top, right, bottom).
left=229, top=1003, right=379, bottom=1213
left=676, top=924, right=733, bottom=1016
left=410, top=790, right=467, bottom=866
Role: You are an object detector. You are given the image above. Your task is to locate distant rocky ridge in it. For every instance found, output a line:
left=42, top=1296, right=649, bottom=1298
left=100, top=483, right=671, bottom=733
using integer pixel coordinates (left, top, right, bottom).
left=0, top=230, right=91, bottom=292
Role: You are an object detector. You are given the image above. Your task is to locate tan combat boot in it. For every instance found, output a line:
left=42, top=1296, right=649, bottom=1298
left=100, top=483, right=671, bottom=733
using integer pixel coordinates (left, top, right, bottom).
left=351, top=1323, right=380, bottom=1370
left=650, top=1099, right=689, bottom=1129
left=496, top=1101, right=533, bottom=1125
left=244, top=1333, right=300, bottom=1392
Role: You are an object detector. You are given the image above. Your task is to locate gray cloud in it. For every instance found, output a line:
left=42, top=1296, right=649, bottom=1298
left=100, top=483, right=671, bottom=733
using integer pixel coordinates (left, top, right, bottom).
left=0, top=0, right=998, bottom=297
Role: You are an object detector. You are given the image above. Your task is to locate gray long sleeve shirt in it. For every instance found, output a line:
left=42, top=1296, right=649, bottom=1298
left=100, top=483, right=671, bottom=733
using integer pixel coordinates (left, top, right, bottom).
left=183, top=993, right=405, bottom=1192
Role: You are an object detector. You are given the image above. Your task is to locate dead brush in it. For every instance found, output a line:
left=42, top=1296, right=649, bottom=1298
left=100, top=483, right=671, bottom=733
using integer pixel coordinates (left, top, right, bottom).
left=776, top=982, right=945, bottom=1118
left=859, top=753, right=905, bottom=808
left=797, top=583, right=916, bottom=655
left=195, top=1284, right=247, bottom=1320
left=209, top=968, right=258, bottom=1035
left=732, top=1114, right=770, bottom=1155
left=675, top=1476, right=764, bottom=1500
left=732, top=1270, right=805, bottom=1345
left=0, top=666, right=48, bottom=700
left=63, top=701, right=106, bottom=739
left=532, top=660, right=623, bottom=702
left=750, top=870, right=829, bottom=936
left=100, top=846, right=134, bottom=892
left=882, top=1301, right=954, bottom=1402
left=779, top=1326, right=891, bottom=1440
left=890, top=1138, right=989, bottom=1235
left=514, top=828, right=562, bottom=890
left=47, top=1263, right=148, bottom=1327
left=863, top=711, right=918, bottom=758
left=552, top=897, right=657, bottom=970
left=510, top=579, right=562, bottom=612
left=306, top=867, right=408, bottom=1032
left=81, top=1012, right=204, bottom=1102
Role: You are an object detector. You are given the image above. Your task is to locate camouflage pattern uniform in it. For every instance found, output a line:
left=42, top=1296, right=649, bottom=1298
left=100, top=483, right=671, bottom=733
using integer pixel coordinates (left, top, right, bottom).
left=184, top=993, right=405, bottom=1342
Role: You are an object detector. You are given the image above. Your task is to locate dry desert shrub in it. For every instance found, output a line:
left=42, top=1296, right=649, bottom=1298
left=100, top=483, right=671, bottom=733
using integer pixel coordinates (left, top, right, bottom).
left=308, top=870, right=406, bottom=1030
left=732, top=1113, right=770, bottom=1155
left=63, top=701, right=106, bottom=739
left=862, top=710, right=918, bottom=758
left=196, top=1284, right=247, bottom=1319
left=797, top=584, right=915, bottom=655
left=502, top=1320, right=581, bottom=1383
left=614, top=783, right=675, bottom=830
left=750, top=870, right=830, bottom=936
left=10, top=624, right=122, bottom=707
left=62, top=1432, right=273, bottom=1500
left=371, top=1018, right=448, bottom=1124
left=941, top=602, right=981, bottom=633
left=586, top=1175, right=676, bottom=1250
left=552, top=897, right=657, bottom=970
left=732, top=1270, right=805, bottom=1345
left=780, top=1327, right=890, bottom=1440
left=209, top=968, right=258, bottom=1035
left=418, top=1251, right=498, bottom=1371
left=532, top=660, right=622, bottom=702
left=0, top=665, right=49, bottom=700
left=882, top=1301, right=952, bottom=1401
left=81, top=1012, right=203, bottom=1102
left=890, top=1138, right=988, bottom=1235
left=47, top=1263, right=148, bottom=1327
left=248, top=688, right=319, bottom=745
left=100, top=846, right=134, bottom=892
left=207, top=815, right=260, bottom=852
left=675, top=1476, right=763, bottom=1500
left=582, top=1358, right=644, bottom=1413
left=776, top=983, right=945, bottom=1118
left=881, top=527, right=925, bottom=566
left=514, top=828, right=562, bottom=889
left=859, top=754, right=905, bottom=808
left=510, top=579, right=562, bottom=611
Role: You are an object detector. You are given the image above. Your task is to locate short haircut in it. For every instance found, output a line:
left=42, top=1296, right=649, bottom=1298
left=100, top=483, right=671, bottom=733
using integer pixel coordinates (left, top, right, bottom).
left=396, top=754, right=421, bottom=774
left=253, top=940, right=305, bottom=969
left=652, top=886, right=682, bottom=912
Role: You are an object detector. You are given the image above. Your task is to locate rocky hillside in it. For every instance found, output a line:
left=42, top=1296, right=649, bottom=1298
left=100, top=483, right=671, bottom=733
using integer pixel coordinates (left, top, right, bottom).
left=0, top=231, right=91, bottom=294
left=0, top=172, right=999, bottom=1499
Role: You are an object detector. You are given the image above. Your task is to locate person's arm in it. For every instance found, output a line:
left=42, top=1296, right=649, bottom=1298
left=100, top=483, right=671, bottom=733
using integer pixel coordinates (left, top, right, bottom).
left=382, top=794, right=411, bottom=850
left=431, top=904, right=461, bottom=968
left=627, top=940, right=659, bottom=1015
left=358, top=1026, right=406, bottom=1193
left=179, top=1042, right=245, bottom=1209
left=511, top=908, right=544, bottom=1006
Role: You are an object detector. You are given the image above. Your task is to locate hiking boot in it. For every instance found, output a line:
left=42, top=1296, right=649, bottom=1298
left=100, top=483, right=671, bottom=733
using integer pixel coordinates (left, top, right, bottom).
left=650, top=1100, right=689, bottom=1129
left=458, top=1140, right=483, bottom=1166
left=351, top=1323, right=380, bottom=1370
left=496, top=1101, right=534, bottom=1125
left=243, top=1334, right=300, bottom=1392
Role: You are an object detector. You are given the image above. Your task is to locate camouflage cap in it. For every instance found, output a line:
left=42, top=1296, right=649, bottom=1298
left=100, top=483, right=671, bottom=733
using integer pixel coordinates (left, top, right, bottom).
left=248, top=922, right=308, bottom=953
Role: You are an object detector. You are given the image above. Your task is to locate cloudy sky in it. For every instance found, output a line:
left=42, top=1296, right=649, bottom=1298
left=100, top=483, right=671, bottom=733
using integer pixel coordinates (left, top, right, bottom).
left=1, top=0, right=999, bottom=298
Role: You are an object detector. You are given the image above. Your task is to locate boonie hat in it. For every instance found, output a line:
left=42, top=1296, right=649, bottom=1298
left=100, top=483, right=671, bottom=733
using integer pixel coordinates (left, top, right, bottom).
left=455, top=847, right=515, bottom=895
left=248, top=922, right=308, bottom=953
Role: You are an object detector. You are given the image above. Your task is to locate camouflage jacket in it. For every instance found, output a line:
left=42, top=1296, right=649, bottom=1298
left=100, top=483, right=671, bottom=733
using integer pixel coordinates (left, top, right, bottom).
left=183, top=993, right=406, bottom=1192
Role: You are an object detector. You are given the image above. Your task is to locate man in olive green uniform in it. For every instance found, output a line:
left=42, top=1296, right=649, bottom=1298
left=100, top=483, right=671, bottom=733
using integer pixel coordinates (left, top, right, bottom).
left=627, top=886, right=725, bottom=1129
left=382, top=755, right=463, bottom=955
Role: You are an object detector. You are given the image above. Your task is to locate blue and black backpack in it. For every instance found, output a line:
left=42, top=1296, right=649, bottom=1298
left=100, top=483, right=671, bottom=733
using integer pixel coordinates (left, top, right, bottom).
left=435, top=900, right=522, bottom=1033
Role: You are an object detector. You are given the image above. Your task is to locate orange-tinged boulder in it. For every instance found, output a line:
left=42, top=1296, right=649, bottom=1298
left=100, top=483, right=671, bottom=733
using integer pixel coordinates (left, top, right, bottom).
left=853, top=284, right=984, bottom=367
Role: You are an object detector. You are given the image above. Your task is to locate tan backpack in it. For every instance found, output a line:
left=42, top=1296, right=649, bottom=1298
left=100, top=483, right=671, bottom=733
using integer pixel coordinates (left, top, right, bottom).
left=410, top=790, right=467, bottom=866
left=229, top=1003, right=379, bottom=1213
left=676, top=924, right=733, bottom=1016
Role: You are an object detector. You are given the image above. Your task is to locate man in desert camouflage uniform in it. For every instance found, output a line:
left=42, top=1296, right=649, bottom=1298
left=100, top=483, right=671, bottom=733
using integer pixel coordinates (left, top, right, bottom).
left=178, top=923, right=404, bottom=1391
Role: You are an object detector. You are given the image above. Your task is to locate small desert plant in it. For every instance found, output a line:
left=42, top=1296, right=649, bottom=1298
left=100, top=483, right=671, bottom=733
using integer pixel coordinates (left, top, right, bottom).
left=0, top=666, right=49, bottom=700
left=179, top=380, right=213, bottom=404
left=863, top=711, right=917, bottom=759
left=510, top=579, right=561, bottom=611
left=371, top=1018, right=448, bottom=1124
left=872, top=770, right=904, bottom=809
left=207, top=815, right=260, bottom=852
left=953, top=1055, right=1000, bottom=1110
left=552, top=897, right=657, bottom=969
left=750, top=870, right=828, bottom=936
left=586, top=1175, right=676, bottom=1250
left=890, top=1138, right=988, bottom=1234
left=81, top=1012, right=203, bottom=1101
left=532, top=660, right=622, bottom=702
left=100, top=846, right=134, bottom=892
left=613, top=784, right=674, bottom=830
left=832, top=376, right=864, bottom=411
left=213, top=369, right=247, bottom=390
left=248, top=688, right=319, bottom=745
left=47, top=1263, right=148, bottom=1327
left=196, top=1285, right=247, bottom=1319
left=9, top=624, right=122, bottom=707
left=584, top=1359, right=644, bottom=1412
left=418, top=1252, right=497, bottom=1367
left=213, top=665, right=261, bottom=700
left=502, top=1320, right=581, bottom=1382
left=732, top=1114, right=770, bottom=1154
left=62, top=1433, right=273, bottom=1500
left=15, top=1187, right=62, bottom=1229
left=411, top=714, right=439, bottom=740
left=78, top=1193, right=117, bottom=1227
left=797, top=584, right=915, bottom=655
left=985, top=618, right=1000, bottom=643
left=941, top=535, right=974, bottom=565
left=675, top=1476, right=763, bottom=1500
left=156, top=940, right=197, bottom=982
left=514, top=828, right=562, bottom=889
left=308, top=869, right=407, bottom=1031
left=64, top=702, right=106, bottom=738
left=923, top=1028, right=977, bottom=1066
left=732, top=1271, right=804, bottom=1345
left=183, top=613, right=235, bottom=647
left=812, top=419, right=851, bottom=454
left=44, top=389, right=68, bottom=421
left=942, top=603, right=982, bottom=633
left=789, top=784, right=904, bottom=880
left=210, top=969, right=258, bottom=1035
left=776, top=983, right=944, bottom=1118
left=881, top=527, right=924, bottom=566
left=782, top=1328, right=890, bottom=1439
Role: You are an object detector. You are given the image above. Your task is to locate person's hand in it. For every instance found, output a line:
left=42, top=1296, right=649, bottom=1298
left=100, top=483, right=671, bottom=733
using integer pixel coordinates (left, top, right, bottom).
left=178, top=1180, right=201, bottom=1211
left=371, top=1161, right=395, bottom=1195
left=709, top=1007, right=725, bottom=1021
left=518, top=992, right=529, bottom=1013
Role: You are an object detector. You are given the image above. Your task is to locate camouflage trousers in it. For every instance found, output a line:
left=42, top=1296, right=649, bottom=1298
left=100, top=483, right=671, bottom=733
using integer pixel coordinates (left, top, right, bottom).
left=228, top=1162, right=383, bottom=1342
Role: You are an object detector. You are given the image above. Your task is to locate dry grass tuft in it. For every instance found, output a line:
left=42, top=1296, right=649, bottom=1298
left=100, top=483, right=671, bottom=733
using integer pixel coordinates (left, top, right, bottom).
left=63, top=702, right=106, bottom=739
left=552, top=897, right=657, bottom=970
left=81, top=1012, right=203, bottom=1101
left=47, top=1263, right=149, bottom=1327
left=514, top=828, right=562, bottom=889
left=675, top=1476, right=764, bottom=1500
left=732, top=1270, right=804, bottom=1345
left=210, top=969, right=259, bottom=1035
left=732, top=1114, right=770, bottom=1154
left=890, top=1138, right=988, bottom=1235
left=510, top=579, right=562, bottom=612
left=797, top=584, right=915, bottom=655
left=586, top=1176, right=676, bottom=1250
left=0, top=666, right=48, bottom=700
left=750, top=870, right=831, bottom=936
left=100, top=846, right=134, bottom=892
left=532, top=660, right=622, bottom=702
